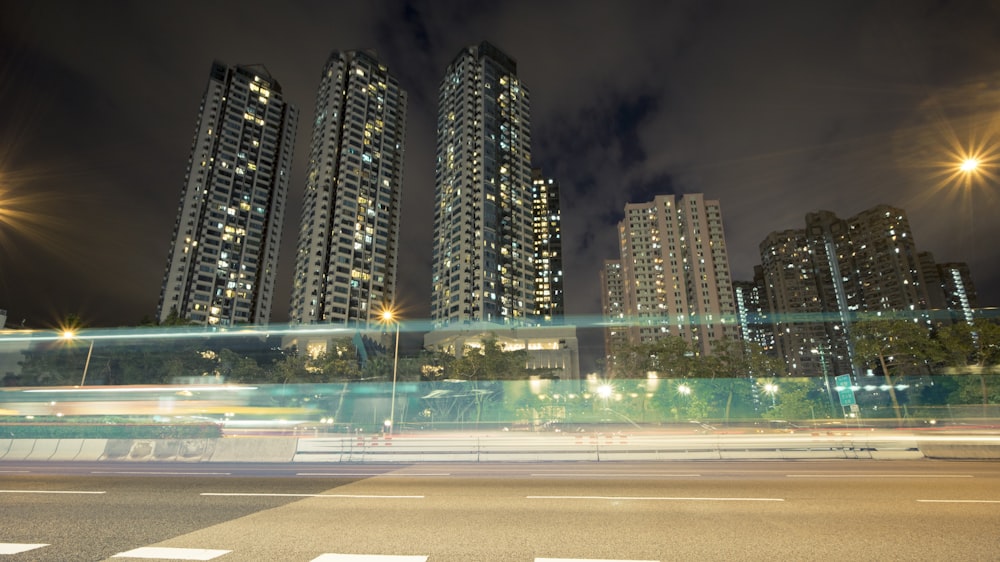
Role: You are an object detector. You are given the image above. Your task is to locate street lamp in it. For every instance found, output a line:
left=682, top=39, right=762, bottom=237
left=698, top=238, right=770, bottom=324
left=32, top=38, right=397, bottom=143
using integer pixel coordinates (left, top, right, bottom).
left=959, top=158, right=980, bottom=173
left=380, top=308, right=401, bottom=434
left=811, top=345, right=837, bottom=417
left=762, top=382, right=779, bottom=408
left=61, top=330, right=94, bottom=386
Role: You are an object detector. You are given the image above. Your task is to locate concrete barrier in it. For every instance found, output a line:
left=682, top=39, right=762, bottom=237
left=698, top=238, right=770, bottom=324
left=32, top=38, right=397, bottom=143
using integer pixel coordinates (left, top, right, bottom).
left=211, top=437, right=296, bottom=462
left=48, top=439, right=84, bottom=461
left=0, top=434, right=995, bottom=462
left=918, top=441, right=1000, bottom=460
left=100, top=439, right=216, bottom=462
left=4, top=439, right=39, bottom=460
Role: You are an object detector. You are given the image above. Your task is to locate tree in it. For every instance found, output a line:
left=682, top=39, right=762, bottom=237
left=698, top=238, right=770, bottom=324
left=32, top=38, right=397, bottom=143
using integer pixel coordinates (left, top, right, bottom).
left=851, top=315, right=939, bottom=421
left=608, top=336, right=701, bottom=379
left=935, top=319, right=1000, bottom=411
left=702, top=339, right=784, bottom=422
left=419, top=335, right=534, bottom=426
left=761, top=380, right=822, bottom=421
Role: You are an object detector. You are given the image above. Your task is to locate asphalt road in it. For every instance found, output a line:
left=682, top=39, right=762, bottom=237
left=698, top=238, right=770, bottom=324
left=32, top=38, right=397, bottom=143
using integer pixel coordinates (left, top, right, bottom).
left=1, top=460, right=998, bottom=561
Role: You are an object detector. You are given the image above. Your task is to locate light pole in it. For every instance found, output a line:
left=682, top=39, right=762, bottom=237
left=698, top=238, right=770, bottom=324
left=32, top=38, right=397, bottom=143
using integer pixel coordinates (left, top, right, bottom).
left=811, top=345, right=837, bottom=417
left=381, top=309, right=401, bottom=434
left=61, top=331, right=94, bottom=386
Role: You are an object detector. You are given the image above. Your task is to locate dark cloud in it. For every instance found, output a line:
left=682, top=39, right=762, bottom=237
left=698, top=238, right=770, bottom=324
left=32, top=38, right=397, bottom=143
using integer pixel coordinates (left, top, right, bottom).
left=2, top=0, right=999, bottom=370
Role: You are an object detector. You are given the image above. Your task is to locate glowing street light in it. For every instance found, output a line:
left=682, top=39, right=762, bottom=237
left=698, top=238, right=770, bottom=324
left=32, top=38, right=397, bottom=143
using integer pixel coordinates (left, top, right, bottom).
left=959, top=158, right=980, bottom=173
left=762, top=382, right=779, bottom=408
left=380, top=307, right=401, bottom=434
left=61, top=330, right=94, bottom=386
left=596, top=384, right=614, bottom=399
left=954, top=148, right=997, bottom=268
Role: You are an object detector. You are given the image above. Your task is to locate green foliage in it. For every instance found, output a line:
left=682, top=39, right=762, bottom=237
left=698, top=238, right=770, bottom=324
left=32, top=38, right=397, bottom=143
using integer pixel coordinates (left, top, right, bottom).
left=761, top=380, right=824, bottom=420
left=608, top=336, right=782, bottom=380
left=451, top=334, right=533, bottom=380
left=609, top=336, right=701, bottom=379
left=851, top=315, right=939, bottom=375
left=935, top=319, right=1000, bottom=370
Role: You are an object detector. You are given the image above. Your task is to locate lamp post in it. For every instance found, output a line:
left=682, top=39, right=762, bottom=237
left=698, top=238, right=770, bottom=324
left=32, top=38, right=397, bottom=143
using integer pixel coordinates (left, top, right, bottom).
left=61, top=331, right=94, bottom=386
left=381, top=309, right=401, bottom=434
left=811, top=345, right=837, bottom=417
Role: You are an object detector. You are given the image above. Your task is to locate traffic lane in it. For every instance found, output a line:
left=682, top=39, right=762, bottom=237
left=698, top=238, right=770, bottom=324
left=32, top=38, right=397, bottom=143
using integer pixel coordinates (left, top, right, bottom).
left=5, top=458, right=1000, bottom=480
left=0, top=460, right=426, bottom=478
left=0, top=474, right=369, bottom=562
left=117, top=466, right=1000, bottom=561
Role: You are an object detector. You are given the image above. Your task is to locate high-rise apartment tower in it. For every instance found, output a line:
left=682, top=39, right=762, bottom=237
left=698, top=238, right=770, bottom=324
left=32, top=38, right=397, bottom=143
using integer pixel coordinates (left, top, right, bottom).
left=605, top=193, right=738, bottom=357
left=758, top=204, right=932, bottom=377
left=157, top=62, right=298, bottom=326
left=289, top=50, right=407, bottom=326
left=531, top=168, right=564, bottom=322
left=430, top=42, right=534, bottom=327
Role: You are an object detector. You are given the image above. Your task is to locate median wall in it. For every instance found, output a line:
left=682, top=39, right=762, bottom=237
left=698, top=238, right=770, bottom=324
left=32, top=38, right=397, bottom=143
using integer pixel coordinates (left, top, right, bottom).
left=1, top=433, right=971, bottom=462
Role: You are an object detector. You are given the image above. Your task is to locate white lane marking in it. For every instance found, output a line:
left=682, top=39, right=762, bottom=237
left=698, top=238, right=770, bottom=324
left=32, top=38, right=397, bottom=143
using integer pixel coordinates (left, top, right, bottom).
left=200, top=493, right=424, bottom=498
left=787, top=474, right=973, bottom=478
left=0, top=544, right=49, bottom=554
left=917, top=499, right=1000, bottom=504
left=531, top=473, right=700, bottom=477
left=312, top=555, right=428, bottom=561
left=296, top=472, right=451, bottom=477
left=112, top=547, right=231, bottom=560
left=0, top=470, right=31, bottom=473
left=528, top=495, right=783, bottom=502
left=0, top=489, right=105, bottom=494
left=92, top=471, right=232, bottom=476
left=537, top=559, right=659, bottom=562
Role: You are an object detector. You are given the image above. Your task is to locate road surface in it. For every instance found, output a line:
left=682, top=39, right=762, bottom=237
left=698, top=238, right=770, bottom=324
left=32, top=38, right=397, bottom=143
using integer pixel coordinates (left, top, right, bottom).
left=1, top=460, right=998, bottom=561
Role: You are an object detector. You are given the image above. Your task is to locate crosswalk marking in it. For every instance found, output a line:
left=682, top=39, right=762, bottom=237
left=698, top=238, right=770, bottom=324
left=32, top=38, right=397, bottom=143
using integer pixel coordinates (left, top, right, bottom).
left=312, top=554, right=427, bottom=562
left=0, top=543, right=48, bottom=554
left=111, top=547, right=232, bottom=560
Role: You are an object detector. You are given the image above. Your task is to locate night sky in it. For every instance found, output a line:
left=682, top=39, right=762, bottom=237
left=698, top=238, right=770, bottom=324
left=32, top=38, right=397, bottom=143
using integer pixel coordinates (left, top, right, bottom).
left=2, top=1, right=999, bottom=368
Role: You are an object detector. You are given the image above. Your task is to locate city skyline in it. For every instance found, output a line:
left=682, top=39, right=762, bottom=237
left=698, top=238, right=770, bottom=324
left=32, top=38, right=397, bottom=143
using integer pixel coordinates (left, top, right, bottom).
left=2, top=2, right=998, bottom=362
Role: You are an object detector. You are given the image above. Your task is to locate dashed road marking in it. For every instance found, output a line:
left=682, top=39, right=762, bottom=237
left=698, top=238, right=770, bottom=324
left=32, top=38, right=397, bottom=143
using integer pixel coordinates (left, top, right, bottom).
left=530, top=472, right=700, bottom=477
left=917, top=499, right=1000, bottom=503
left=296, top=472, right=451, bottom=477
left=536, top=558, right=659, bottom=562
left=311, top=555, right=428, bottom=561
left=111, top=546, right=231, bottom=560
left=787, top=474, right=973, bottom=478
left=0, top=489, right=105, bottom=494
left=0, top=543, right=49, bottom=555
left=528, top=495, right=783, bottom=502
left=92, top=471, right=232, bottom=476
left=200, top=492, right=424, bottom=499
